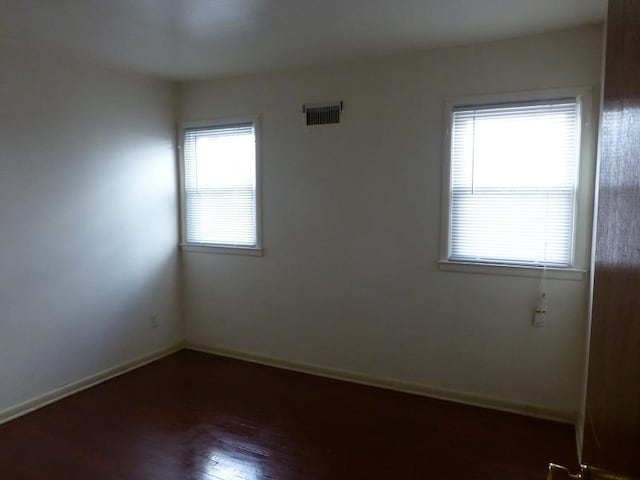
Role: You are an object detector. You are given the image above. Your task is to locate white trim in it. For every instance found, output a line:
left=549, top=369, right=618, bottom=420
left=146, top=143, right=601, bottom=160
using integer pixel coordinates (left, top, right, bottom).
left=440, top=86, right=596, bottom=274
left=180, top=243, right=263, bottom=256
left=185, top=343, right=575, bottom=424
left=0, top=342, right=184, bottom=425
left=182, top=116, right=260, bottom=130
left=576, top=30, right=608, bottom=463
left=0, top=341, right=574, bottom=427
left=438, top=260, right=586, bottom=280
left=178, top=115, right=263, bottom=253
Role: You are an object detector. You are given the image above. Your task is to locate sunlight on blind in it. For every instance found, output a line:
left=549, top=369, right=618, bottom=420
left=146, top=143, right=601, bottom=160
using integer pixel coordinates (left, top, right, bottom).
left=449, top=99, right=580, bottom=266
left=184, top=124, right=256, bottom=246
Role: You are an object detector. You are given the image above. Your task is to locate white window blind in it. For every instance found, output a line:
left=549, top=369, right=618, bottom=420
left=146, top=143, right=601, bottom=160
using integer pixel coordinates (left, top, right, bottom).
left=448, top=99, right=580, bottom=267
left=183, top=123, right=257, bottom=247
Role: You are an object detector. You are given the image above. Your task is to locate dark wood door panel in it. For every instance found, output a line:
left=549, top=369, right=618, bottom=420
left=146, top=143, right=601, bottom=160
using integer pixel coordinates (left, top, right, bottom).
left=583, top=0, right=640, bottom=476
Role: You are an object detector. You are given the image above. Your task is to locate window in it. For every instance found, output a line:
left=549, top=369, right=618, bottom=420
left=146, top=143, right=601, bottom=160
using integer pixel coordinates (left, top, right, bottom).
left=442, top=91, right=590, bottom=270
left=180, top=119, right=261, bottom=254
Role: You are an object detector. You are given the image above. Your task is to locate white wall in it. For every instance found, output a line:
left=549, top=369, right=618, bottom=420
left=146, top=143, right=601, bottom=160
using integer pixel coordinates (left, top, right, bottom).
left=0, top=46, right=182, bottom=414
left=179, top=26, right=603, bottom=420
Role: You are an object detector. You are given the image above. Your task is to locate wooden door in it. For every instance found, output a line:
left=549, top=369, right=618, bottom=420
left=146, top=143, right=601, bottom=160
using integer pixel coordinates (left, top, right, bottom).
left=582, top=0, right=640, bottom=476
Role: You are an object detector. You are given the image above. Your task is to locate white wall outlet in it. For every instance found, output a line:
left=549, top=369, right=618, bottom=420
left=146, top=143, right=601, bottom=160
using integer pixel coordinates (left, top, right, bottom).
left=533, top=309, right=546, bottom=327
left=150, top=314, right=159, bottom=329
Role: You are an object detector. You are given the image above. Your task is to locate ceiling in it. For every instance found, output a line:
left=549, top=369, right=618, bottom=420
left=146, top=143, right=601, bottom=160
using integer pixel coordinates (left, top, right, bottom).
left=0, top=0, right=606, bottom=81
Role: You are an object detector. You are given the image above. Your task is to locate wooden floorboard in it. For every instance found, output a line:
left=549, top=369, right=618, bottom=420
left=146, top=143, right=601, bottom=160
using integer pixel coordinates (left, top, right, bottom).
left=0, top=349, right=577, bottom=479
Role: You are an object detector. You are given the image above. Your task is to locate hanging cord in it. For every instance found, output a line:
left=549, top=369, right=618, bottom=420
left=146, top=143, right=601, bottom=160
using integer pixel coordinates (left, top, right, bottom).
left=471, top=111, right=476, bottom=195
left=538, top=103, right=554, bottom=313
left=538, top=243, right=549, bottom=314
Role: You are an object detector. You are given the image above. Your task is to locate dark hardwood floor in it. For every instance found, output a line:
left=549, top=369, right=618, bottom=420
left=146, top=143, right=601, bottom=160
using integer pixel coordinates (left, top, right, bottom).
left=0, top=349, right=576, bottom=479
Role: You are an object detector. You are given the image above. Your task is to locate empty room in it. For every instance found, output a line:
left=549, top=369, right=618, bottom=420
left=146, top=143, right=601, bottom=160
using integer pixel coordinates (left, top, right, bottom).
left=1, top=0, right=638, bottom=479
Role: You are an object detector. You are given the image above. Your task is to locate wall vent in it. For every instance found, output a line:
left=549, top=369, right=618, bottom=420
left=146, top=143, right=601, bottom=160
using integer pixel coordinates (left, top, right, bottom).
left=302, top=101, right=343, bottom=126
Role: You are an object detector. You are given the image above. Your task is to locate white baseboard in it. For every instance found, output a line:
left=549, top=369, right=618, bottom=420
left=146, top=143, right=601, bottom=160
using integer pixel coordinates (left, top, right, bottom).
left=0, top=342, right=184, bottom=425
left=186, top=343, right=575, bottom=424
left=0, top=341, right=575, bottom=427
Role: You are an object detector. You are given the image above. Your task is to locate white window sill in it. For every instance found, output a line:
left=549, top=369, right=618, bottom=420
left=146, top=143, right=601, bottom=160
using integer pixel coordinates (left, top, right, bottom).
left=180, top=243, right=263, bottom=257
left=437, top=260, right=586, bottom=281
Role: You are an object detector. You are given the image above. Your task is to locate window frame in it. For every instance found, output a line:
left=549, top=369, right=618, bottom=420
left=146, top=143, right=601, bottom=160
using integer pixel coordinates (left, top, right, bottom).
left=178, top=115, right=263, bottom=256
left=439, top=87, right=595, bottom=279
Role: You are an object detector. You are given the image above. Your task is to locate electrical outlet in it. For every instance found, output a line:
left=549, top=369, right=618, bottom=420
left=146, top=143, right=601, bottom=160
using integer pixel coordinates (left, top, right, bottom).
left=150, top=314, right=159, bottom=329
left=533, top=309, right=546, bottom=327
